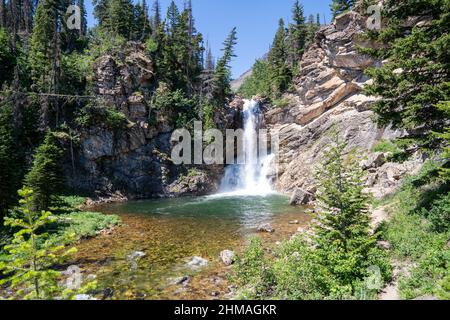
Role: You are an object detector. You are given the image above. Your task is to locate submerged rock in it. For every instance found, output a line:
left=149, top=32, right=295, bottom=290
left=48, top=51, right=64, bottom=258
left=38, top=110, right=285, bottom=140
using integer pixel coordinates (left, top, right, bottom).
left=172, top=276, right=191, bottom=286
left=187, top=256, right=208, bottom=270
left=257, top=223, right=275, bottom=233
left=220, top=250, right=236, bottom=266
left=127, top=251, right=146, bottom=260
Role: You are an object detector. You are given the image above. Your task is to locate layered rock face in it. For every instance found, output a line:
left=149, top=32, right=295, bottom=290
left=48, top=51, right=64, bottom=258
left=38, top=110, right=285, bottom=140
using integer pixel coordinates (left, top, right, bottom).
left=67, top=43, right=237, bottom=199
left=265, top=11, right=423, bottom=200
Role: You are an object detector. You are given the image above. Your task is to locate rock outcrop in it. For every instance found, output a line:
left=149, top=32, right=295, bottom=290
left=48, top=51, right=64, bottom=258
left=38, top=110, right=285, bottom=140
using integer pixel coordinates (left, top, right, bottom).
left=265, top=11, right=423, bottom=201
left=66, top=43, right=235, bottom=200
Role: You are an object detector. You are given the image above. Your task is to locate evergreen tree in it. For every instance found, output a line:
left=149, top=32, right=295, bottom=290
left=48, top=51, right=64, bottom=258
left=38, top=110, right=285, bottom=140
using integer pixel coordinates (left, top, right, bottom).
left=78, top=0, right=88, bottom=37
left=0, top=101, right=19, bottom=217
left=29, top=0, right=58, bottom=93
left=152, top=0, right=161, bottom=32
left=330, top=0, right=354, bottom=19
left=133, top=0, right=151, bottom=41
left=0, top=0, right=5, bottom=29
left=0, top=187, right=76, bottom=299
left=93, top=0, right=110, bottom=29
left=364, top=0, right=450, bottom=156
left=287, top=0, right=306, bottom=71
left=25, top=132, right=64, bottom=211
left=213, top=27, right=237, bottom=103
left=109, top=0, right=134, bottom=39
left=306, top=14, right=318, bottom=44
left=313, top=133, right=389, bottom=289
left=0, top=27, right=14, bottom=86
left=268, top=19, right=290, bottom=98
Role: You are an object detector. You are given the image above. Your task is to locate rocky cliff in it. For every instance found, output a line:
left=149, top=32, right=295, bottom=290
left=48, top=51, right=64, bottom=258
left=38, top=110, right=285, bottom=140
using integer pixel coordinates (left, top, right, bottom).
left=262, top=11, right=424, bottom=202
left=66, top=43, right=238, bottom=200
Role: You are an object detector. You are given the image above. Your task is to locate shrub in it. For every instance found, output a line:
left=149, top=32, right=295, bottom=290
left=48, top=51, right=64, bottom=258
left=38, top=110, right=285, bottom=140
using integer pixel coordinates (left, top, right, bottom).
left=231, top=237, right=275, bottom=299
left=426, top=193, right=450, bottom=233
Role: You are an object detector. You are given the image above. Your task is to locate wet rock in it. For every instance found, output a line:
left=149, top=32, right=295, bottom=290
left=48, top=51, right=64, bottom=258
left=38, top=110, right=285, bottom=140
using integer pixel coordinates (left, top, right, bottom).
left=187, top=256, right=208, bottom=270
left=127, top=251, right=146, bottom=269
left=127, top=251, right=146, bottom=260
left=220, top=250, right=236, bottom=266
left=289, top=188, right=315, bottom=206
left=102, top=288, right=114, bottom=299
left=257, top=223, right=275, bottom=233
left=172, top=276, right=191, bottom=286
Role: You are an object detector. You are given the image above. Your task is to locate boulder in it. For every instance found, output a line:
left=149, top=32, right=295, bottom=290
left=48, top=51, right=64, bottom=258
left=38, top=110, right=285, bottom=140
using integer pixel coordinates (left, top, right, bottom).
left=257, top=223, right=275, bottom=233
left=290, top=188, right=315, bottom=206
left=187, top=256, right=208, bottom=270
left=220, top=250, right=236, bottom=266
left=362, top=153, right=386, bottom=170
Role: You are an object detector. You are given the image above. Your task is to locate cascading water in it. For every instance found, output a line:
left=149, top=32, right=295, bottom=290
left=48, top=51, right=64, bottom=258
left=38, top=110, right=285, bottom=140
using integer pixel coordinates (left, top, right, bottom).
left=218, top=99, right=275, bottom=196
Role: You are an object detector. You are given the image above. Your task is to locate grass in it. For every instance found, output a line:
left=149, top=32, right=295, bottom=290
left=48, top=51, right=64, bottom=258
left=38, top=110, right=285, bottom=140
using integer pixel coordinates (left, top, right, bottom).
left=376, top=161, right=450, bottom=299
left=47, top=195, right=121, bottom=246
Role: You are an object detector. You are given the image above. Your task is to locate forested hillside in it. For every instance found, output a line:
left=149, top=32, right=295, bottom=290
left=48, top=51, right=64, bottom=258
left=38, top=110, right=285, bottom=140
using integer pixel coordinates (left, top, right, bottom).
left=0, top=0, right=238, bottom=217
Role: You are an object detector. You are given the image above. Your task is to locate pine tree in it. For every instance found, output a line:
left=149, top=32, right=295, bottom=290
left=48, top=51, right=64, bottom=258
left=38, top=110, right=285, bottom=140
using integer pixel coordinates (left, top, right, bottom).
left=109, top=0, right=134, bottom=39
left=78, top=0, right=88, bottom=37
left=313, top=133, right=389, bottom=289
left=25, top=132, right=64, bottom=211
left=364, top=0, right=450, bottom=156
left=330, top=0, right=354, bottom=19
left=0, top=0, right=5, bottom=29
left=0, top=27, right=14, bottom=86
left=152, top=0, right=161, bottom=31
left=133, top=0, right=151, bottom=41
left=93, top=0, right=110, bottom=29
left=287, top=0, right=307, bottom=72
left=213, top=27, right=238, bottom=103
left=0, top=187, right=77, bottom=300
left=268, top=19, right=290, bottom=98
left=29, top=0, right=58, bottom=93
left=0, top=100, right=19, bottom=217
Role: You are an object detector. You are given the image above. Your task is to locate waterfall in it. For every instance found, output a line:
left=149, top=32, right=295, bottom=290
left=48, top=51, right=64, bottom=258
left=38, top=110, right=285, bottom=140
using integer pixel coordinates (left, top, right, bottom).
left=218, top=99, right=275, bottom=196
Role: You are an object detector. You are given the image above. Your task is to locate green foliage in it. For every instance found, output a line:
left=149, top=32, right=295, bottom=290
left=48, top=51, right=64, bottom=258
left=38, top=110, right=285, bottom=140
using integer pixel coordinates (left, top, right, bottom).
left=232, top=135, right=391, bottom=300
left=231, top=237, right=275, bottom=299
left=0, top=101, right=20, bottom=217
left=287, top=0, right=307, bottom=70
left=53, top=211, right=121, bottom=246
left=151, top=83, right=197, bottom=128
left=75, top=103, right=128, bottom=130
left=213, top=27, right=238, bottom=104
left=312, top=134, right=391, bottom=292
left=238, top=60, right=271, bottom=99
left=0, top=28, right=15, bottom=86
left=372, top=139, right=407, bottom=162
left=363, top=0, right=450, bottom=155
left=0, top=188, right=76, bottom=300
left=331, top=0, right=354, bottom=19
left=25, top=132, right=65, bottom=211
left=378, top=160, right=450, bottom=299
left=426, top=194, right=450, bottom=233
left=267, top=19, right=291, bottom=98
left=28, top=0, right=57, bottom=92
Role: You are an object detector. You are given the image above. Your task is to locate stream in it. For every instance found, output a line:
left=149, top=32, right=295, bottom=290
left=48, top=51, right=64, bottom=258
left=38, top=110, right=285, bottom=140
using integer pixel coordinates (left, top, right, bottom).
left=72, top=100, right=309, bottom=300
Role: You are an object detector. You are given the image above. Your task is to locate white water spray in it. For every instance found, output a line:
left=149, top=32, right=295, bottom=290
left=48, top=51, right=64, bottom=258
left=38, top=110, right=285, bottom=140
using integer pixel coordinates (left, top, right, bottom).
left=218, top=99, right=275, bottom=196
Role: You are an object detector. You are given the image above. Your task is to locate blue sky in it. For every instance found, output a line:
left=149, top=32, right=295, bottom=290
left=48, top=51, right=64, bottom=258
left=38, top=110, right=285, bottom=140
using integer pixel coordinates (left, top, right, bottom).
left=85, top=0, right=332, bottom=78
